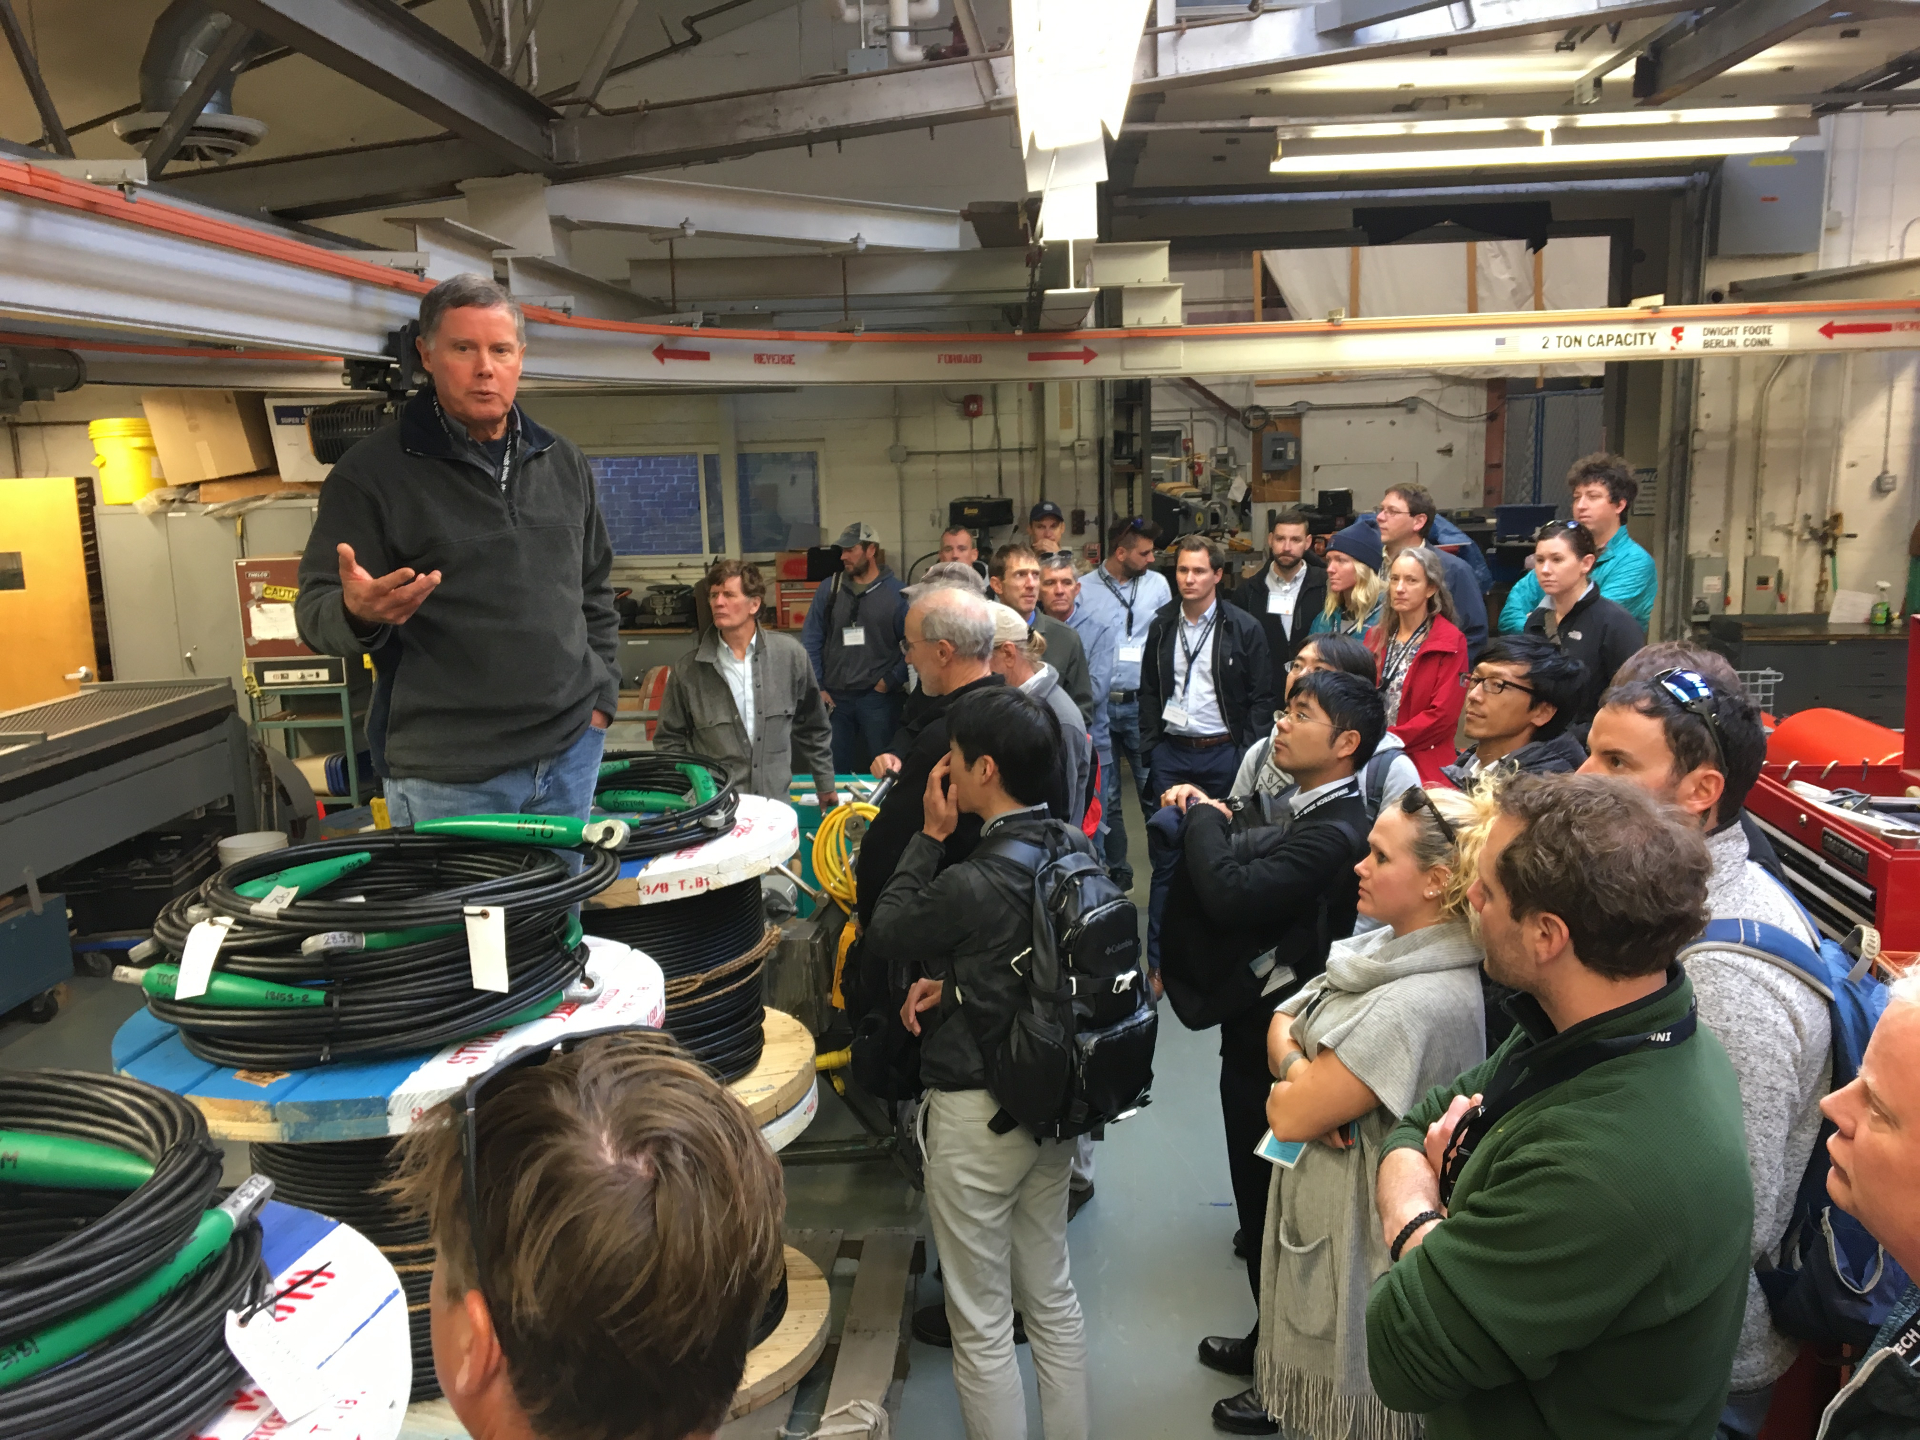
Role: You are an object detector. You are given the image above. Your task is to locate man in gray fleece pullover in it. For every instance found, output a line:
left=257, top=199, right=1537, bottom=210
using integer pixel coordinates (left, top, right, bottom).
left=1582, top=667, right=1831, bottom=1438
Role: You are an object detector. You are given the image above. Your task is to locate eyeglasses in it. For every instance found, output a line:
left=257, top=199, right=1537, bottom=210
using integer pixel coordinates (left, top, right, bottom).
left=458, top=1024, right=672, bottom=1310
left=1653, top=667, right=1729, bottom=774
left=1467, top=673, right=1536, bottom=698
left=1375, top=504, right=1411, bottom=518
left=1284, top=658, right=1320, bottom=675
left=1276, top=705, right=1333, bottom=728
left=1400, top=786, right=1457, bottom=844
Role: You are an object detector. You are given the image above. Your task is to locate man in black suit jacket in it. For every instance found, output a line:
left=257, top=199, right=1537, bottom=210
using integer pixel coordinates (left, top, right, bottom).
left=1232, top=505, right=1326, bottom=674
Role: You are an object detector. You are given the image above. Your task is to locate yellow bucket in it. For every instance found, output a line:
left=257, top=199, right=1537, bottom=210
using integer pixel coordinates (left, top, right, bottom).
left=89, top=417, right=165, bottom=504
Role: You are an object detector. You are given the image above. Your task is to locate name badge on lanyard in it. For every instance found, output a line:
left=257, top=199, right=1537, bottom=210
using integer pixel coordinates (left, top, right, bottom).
left=1118, top=642, right=1145, bottom=665
left=842, top=626, right=866, bottom=648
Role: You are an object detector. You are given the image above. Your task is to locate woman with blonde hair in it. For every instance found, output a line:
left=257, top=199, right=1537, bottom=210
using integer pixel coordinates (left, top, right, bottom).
left=1310, top=524, right=1384, bottom=639
left=1368, top=547, right=1468, bottom=787
left=1212, top=785, right=1489, bottom=1439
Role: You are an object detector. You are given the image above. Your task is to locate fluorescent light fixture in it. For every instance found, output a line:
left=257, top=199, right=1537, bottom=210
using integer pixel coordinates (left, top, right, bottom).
left=1270, top=134, right=1799, bottom=174
left=1274, top=105, right=1807, bottom=142
left=1012, top=0, right=1153, bottom=154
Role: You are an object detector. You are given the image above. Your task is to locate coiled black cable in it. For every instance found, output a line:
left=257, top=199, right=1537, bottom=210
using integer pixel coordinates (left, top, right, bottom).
left=593, top=751, right=739, bottom=858
left=582, top=880, right=771, bottom=1081
left=0, top=1070, right=264, bottom=1440
left=250, top=1139, right=440, bottom=1403
left=143, top=833, right=618, bottom=1069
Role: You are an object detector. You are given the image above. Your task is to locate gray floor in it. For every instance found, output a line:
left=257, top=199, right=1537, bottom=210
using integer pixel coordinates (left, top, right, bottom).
left=3, top=782, right=1251, bottom=1439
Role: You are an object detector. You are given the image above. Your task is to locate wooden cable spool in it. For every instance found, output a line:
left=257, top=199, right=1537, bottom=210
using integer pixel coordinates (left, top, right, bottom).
left=729, top=1246, right=830, bottom=1418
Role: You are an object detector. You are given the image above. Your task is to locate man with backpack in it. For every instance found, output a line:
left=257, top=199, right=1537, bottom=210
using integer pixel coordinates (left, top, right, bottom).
left=1580, top=669, right=1832, bottom=1438
left=870, top=687, right=1151, bottom=1440
left=1157, top=670, right=1382, bottom=1381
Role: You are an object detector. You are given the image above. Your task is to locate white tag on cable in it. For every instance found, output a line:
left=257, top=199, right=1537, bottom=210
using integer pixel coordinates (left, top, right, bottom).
left=463, top=905, right=509, bottom=993
left=248, top=884, right=299, bottom=920
left=175, top=916, right=235, bottom=1000
left=225, top=1307, right=326, bottom=1422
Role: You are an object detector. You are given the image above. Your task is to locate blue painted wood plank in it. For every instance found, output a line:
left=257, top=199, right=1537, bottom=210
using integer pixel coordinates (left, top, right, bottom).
left=110, top=1007, right=183, bottom=1069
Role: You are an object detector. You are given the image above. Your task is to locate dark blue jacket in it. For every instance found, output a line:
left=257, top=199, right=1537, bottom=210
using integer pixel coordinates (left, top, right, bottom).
left=801, top=567, right=908, bottom=693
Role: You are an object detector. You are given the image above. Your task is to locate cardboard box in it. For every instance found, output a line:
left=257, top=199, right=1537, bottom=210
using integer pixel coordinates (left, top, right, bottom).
left=772, top=551, right=811, bottom=582
left=141, top=389, right=275, bottom=484
left=197, top=472, right=318, bottom=503
left=264, top=396, right=335, bottom=485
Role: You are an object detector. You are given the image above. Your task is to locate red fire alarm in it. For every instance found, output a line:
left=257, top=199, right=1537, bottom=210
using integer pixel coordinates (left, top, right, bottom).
left=961, top=394, right=985, bottom=418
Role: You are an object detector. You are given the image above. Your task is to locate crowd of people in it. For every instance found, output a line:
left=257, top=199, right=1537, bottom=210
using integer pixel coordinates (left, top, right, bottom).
left=301, top=278, right=1915, bottom=1440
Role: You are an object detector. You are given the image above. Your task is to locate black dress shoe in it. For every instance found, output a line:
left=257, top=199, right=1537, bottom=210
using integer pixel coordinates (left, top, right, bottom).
left=1212, top=1388, right=1279, bottom=1435
left=1232, top=1227, right=1252, bottom=1261
left=912, top=1303, right=1026, bottom=1348
left=1068, top=1183, right=1094, bottom=1221
left=1197, top=1333, right=1256, bottom=1377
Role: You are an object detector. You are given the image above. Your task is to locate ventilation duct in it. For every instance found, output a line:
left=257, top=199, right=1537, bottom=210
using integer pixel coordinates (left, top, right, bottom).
left=113, top=2, right=270, bottom=163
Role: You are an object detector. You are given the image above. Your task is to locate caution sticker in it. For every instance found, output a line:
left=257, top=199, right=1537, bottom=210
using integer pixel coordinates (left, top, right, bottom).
left=260, top=584, right=299, bottom=603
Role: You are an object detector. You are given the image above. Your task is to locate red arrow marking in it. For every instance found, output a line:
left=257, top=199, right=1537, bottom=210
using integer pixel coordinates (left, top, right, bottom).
left=652, top=342, right=711, bottom=363
left=1027, top=345, right=1097, bottom=364
left=1820, top=321, right=1892, bottom=339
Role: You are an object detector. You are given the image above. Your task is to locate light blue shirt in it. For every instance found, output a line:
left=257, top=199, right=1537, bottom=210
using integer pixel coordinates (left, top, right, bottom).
left=716, top=627, right=758, bottom=745
left=1064, top=599, right=1117, bottom=759
left=1078, top=563, right=1172, bottom=692
left=1171, top=601, right=1227, bottom=737
left=1500, top=528, right=1657, bottom=634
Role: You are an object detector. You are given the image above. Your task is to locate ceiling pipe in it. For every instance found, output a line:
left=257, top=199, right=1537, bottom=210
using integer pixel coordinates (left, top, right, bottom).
left=827, top=0, right=939, bottom=63
left=114, top=1, right=274, bottom=162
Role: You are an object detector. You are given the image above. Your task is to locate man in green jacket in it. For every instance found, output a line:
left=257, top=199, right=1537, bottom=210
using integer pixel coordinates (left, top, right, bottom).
left=655, top=559, right=837, bottom=809
left=1367, top=773, right=1754, bottom=1440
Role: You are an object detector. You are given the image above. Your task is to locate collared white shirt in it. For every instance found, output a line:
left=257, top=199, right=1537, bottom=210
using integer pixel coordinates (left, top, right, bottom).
left=1264, top=562, right=1308, bottom=639
left=1172, top=601, right=1227, bottom=736
left=1289, top=771, right=1361, bottom=819
left=716, top=626, right=759, bottom=745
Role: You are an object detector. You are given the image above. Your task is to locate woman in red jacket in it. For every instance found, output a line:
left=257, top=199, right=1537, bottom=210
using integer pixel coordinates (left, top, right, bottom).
left=1368, top=547, right=1469, bottom=786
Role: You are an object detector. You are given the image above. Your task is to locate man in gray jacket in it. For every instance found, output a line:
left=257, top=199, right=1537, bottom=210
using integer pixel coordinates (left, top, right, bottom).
left=985, top=602, right=1091, bottom=829
left=296, top=273, right=620, bottom=825
left=655, top=559, right=837, bottom=809
left=801, top=522, right=908, bottom=774
left=1581, top=668, right=1831, bottom=1439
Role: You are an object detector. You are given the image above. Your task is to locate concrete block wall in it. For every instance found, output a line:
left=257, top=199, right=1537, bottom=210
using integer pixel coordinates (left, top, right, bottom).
left=587, top=452, right=707, bottom=555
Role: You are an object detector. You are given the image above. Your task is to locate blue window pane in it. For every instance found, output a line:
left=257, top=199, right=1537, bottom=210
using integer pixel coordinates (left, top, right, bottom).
left=702, top=453, right=725, bottom=553
left=590, top=454, right=703, bottom=555
left=736, top=452, right=821, bottom=553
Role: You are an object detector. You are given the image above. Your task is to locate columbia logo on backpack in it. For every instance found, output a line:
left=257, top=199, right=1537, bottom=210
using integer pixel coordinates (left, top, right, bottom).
left=969, top=835, right=1158, bottom=1140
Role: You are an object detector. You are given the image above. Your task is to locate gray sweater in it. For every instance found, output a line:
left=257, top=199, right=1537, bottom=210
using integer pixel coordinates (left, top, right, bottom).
left=1687, top=821, right=1834, bottom=1392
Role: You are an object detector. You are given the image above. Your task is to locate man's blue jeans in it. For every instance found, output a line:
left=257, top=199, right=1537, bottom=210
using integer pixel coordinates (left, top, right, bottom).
left=829, top=687, right=901, bottom=774
left=385, top=722, right=606, bottom=830
left=1105, top=699, right=1153, bottom=883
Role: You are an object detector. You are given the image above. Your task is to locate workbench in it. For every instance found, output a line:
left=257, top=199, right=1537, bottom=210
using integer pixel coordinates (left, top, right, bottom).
left=1705, top=614, right=1906, bottom=725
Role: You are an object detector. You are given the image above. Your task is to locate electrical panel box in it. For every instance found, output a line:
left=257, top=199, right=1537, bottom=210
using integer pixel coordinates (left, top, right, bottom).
left=1262, top=431, right=1302, bottom=472
left=1715, top=150, right=1826, bottom=257
left=1743, top=554, right=1787, bottom=614
left=1687, top=554, right=1730, bottom=624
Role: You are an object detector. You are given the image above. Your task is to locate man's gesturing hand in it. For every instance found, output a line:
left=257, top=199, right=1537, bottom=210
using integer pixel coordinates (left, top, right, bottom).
left=338, top=542, right=440, bottom=627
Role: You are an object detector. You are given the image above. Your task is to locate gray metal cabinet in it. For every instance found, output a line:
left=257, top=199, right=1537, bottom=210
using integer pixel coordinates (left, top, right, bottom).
left=1705, top=616, right=1907, bottom=727
left=96, top=499, right=318, bottom=707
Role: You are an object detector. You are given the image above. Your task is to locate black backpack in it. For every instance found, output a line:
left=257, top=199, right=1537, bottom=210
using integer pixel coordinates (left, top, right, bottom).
left=971, top=835, right=1157, bottom=1140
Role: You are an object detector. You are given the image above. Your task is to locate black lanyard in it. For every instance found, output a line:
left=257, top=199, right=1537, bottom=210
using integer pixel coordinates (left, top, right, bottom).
left=1177, top=610, right=1217, bottom=703
left=1100, top=570, right=1141, bottom=637
left=1439, top=980, right=1698, bottom=1207
left=436, top=398, right=517, bottom=495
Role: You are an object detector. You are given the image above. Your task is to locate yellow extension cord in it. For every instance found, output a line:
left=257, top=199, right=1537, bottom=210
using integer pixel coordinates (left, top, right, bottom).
left=811, top=799, right=877, bottom=1010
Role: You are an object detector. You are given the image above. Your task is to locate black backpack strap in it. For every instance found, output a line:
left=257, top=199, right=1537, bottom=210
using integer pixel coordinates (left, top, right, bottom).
left=975, top=835, right=1049, bottom=872
left=1362, top=750, right=1391, bottom=815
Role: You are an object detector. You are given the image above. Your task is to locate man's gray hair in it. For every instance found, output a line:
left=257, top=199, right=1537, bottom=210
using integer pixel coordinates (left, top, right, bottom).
left=1038, top=550, right=1077, bottom=575
left=1891, top=971, right=1920, bottom=1009
left=907, top=561, right=988, bottom=600
left=914, top=587, right=994, bottom=659
left=420, top=272, right=526, bottom=347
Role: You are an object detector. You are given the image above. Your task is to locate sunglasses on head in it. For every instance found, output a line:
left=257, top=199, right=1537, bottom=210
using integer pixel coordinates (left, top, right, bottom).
left=1652, top=667, right=1729, bottom=774
left=1400, top=786, right=1457, bottom=844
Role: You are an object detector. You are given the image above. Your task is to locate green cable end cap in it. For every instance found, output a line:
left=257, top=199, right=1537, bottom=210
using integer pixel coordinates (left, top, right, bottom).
left=139, top=964, right=327, bottom=1010
left=233, top=850, right=372, bottom=901
left=677, top=763, right=719, bottom=805
left=597, top=788, right=689, bottom=813
left=0, top=1130, right=155, bottom=1191
left=597, top=759, right=634, bottom=779
left=416, top=814, right=589, bottom=847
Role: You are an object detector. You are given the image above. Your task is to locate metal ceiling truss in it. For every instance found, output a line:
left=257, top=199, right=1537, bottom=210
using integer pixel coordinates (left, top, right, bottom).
left=1632, top=0, right=1848, bottom=105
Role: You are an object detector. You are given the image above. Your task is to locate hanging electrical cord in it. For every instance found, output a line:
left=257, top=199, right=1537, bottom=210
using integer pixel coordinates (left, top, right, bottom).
left=126, top=827, right=620, bottom=1070
left=0, top=1070, right=266, bottom=1440
left=249, top=1139, right=439, bottom=1402
left=593, top=753, right=738, bottom=858
left=582, top=881, right=775, bottom=1080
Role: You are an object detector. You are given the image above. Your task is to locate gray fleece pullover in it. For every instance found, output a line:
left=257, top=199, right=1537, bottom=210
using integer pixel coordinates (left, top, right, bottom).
left=1687, top=821, right=1833, bottom=1393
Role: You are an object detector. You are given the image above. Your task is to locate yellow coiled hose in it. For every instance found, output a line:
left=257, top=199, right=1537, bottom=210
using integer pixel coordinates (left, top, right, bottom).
left=811, top=798, right=879, bottom=913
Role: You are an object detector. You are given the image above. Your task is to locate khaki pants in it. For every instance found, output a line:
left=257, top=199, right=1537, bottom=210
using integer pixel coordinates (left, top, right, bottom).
left=924, top=1088, right=1089, bottom=1440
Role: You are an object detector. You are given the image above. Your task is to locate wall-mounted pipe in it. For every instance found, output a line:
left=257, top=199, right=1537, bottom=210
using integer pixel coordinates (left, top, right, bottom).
left=1749, top=355, right=1792, bottom=553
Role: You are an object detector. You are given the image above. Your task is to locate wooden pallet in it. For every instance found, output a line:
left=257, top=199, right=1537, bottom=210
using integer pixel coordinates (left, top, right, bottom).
left=720, top=1228, right=924, bottom=1440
